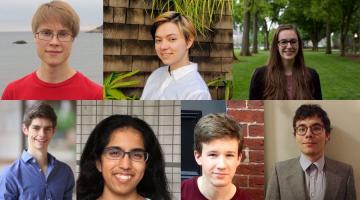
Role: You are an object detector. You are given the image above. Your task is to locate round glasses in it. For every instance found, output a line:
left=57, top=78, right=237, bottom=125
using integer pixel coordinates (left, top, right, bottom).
left=278, top=39, right=298, bottom=47
left=294, top=124, right=324, bottom=136
left=35, top=30, right=73, bottom=42
left=103, top=147, right=149, bottom=162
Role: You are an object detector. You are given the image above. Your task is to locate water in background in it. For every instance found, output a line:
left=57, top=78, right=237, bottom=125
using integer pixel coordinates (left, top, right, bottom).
left=0, top=32, right=103, bottom=95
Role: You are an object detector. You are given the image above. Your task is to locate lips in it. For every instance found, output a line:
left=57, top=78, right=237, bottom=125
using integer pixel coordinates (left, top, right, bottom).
left=46, top=50, right=62, bottom=55
left=114, top=173, right=133, bottom=183
left=34, top=138, right=48, bottom=145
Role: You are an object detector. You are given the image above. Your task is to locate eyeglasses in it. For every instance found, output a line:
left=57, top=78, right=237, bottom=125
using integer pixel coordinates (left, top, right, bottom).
left=294, top=124, right=324, bottom=136
left=35, top=30, right=73, bottom=42
left=278, top=39, right=298, bottom=47
left=103, top=147, right=149, bottom=162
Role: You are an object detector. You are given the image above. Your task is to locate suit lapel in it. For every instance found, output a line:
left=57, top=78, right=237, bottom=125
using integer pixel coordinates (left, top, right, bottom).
left=285, top=158, right=308, bottom=200
left=324, top=158, right=341, bottom=200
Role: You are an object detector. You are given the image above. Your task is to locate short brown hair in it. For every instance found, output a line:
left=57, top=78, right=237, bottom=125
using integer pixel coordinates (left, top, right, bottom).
left=194, top=113, right=243, bottom=154
left=32, top=1, right=80, bottom=38
left=150, top=11, right=196, bottom=44
left=23, top=102, right=57, bottom=128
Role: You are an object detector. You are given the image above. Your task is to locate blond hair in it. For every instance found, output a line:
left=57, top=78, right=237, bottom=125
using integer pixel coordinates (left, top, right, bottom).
left=150, top=11, right=196, bottom=44
left=32, top=0, right=80, bottom=38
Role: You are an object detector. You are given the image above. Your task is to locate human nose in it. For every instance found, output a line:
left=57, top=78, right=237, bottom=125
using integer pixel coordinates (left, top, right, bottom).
left=159, top=40, right=169, bottom=50
left=216, top=156, right=227, bottom=169
left=304, top=127, right=314, bottom=137
left=49, top=33, right=60, bottom=45
left=118, top=153, right=132, bottom=169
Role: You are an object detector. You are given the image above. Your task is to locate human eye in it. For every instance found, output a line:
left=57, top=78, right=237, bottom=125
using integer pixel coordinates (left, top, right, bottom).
left=311, top=125, right=323, bottom=133
left=155, top=38, right=161, bottom=44
left=40, top=30, right=52, bottom=37
left=131, top=150, right=145, bottom=161
left=278, top=40, right=287, bottom=46
left=290, top=39, right=298, bottom=44
left=296, top=126, right=307, bottom=134
left=107, top=148, right=123, bottom=158
left=58, top=31, right=70, bottom=37
left=207, top=152, right=218, bottom=158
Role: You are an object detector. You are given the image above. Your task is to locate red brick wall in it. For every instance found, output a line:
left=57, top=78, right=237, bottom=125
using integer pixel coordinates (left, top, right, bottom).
left=227, top=100, right=264, bottom=200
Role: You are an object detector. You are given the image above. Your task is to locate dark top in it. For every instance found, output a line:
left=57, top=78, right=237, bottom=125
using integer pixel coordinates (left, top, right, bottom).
left=181, top=177, right=252, bottom=200
left=249, top=66, right=322, bottom=100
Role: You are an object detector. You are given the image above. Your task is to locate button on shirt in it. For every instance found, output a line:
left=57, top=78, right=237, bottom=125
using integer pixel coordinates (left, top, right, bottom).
left=140, top=63, right=211, bottom=100
left=300, top=154, right=326, bottom=200
left=0, top=150, right=75, bottom=200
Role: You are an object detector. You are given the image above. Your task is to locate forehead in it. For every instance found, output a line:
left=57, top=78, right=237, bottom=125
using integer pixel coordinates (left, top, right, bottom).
left=278, top=29, right=298, bottom=40
left=36, top=20, right=70, bottom=31
left=201, top=137, right=239, bottom=153
left=107, top=128, right=145, bottom=150
left=29, top=117, right=54, bottom=127
left=155, top=22, right=182, bottom=37
left=296, top=116, right=323, bottom=126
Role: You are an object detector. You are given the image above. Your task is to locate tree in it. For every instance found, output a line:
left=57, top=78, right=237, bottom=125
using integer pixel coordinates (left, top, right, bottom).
left=240, top=0, right=251, bottom=56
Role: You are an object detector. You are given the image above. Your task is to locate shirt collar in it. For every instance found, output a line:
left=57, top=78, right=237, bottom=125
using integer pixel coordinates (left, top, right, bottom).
left=168, top=62, right=198, bottom=81
left=21, top=149, right=56, bottom=166
left=299, top=153, right=325, bottom=171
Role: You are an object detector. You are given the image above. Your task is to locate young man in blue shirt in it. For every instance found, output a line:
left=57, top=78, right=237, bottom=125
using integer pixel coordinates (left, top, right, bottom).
left=0, top=102, right=74, bottom=199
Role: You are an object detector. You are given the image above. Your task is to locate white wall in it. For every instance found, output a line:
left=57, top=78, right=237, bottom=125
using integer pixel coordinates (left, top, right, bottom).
left=265, top=100, right=360, bottom=198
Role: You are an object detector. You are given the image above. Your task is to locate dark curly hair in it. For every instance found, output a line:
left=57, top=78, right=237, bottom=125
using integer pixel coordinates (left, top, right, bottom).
left=76, top=115, right=171, bottom=200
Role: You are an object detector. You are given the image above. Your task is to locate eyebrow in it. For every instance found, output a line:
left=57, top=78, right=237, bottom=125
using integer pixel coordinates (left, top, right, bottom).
left=155, top=33, right=177, bottom=38
left=297, top=122, right=323, bottom=126
left=105, top=146, right=146, bottom=151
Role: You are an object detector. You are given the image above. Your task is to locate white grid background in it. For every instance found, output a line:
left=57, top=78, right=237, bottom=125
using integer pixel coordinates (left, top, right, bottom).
left=76, top=100, right=181, bottom=200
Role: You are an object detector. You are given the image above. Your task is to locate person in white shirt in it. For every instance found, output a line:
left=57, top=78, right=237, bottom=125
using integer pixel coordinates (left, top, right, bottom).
left=140, top=11, right=211, bottom=100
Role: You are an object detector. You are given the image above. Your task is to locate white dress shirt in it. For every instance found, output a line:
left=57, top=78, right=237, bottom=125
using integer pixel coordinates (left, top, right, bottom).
left=140, top=62, right=211, bottom=100
left=299, top=154, right=326, bottom=200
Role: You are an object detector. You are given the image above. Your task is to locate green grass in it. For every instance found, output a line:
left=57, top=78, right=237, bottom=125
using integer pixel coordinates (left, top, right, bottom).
left=232, top=49, right=360, bottom=99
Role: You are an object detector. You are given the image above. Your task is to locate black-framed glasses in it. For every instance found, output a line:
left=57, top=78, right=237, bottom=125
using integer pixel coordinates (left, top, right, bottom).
left=278, top=39, right=298, bottom=47
left=294, top=124, right=324, bottom=136
left=103, top=147, right=149, bottom=162
left=35, top=30, right=73, bottom=42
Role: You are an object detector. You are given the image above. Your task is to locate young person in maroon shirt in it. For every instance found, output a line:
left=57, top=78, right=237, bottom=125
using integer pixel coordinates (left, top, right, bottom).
left=1, top=1, right=102, bottom=100
left=181, top=113, right=251, bottom=200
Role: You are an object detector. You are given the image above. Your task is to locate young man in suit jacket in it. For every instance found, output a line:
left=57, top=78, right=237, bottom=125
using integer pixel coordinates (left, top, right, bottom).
left=266, top=104, right=356, bottom=200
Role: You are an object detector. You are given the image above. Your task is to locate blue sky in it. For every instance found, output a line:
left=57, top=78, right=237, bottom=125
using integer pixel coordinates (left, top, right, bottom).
left=0, top=0, right=102, bottom=31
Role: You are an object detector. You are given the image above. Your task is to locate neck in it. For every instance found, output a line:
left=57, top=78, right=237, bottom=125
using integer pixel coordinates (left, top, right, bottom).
left=169, top=56, right=190, bottom=71
left=99, top=187, right=143, bottom=200
left=304, top=153, right=323, bottom=163
left=27, top=148, right=48, bottom=171
left=197, top=176, right=236, bottom=200
left=36, top=62, right=76, bottom=83
left=282, top=59, right=294, bottom=75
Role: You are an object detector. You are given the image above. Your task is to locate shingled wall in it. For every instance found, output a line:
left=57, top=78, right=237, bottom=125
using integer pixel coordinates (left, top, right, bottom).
left=103, top=0, right=234, bottom=99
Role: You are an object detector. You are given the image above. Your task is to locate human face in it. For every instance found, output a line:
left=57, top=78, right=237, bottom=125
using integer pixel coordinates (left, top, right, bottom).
left=155, top=22, right=193, bottom=70
left=96, top=128, right=146, bottom=198
left=278, top=29, right=299, bottom=63
left=295, top=116, right=330, bottom=162
left=23, top=118, right=55, bottom=152
left=35, top=20, right=73, bottom=68
left=194, top=137, right=241, bottom=188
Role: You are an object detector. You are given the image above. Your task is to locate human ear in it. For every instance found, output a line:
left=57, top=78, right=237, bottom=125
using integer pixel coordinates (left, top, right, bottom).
left=96, top=160, right=102, bottom=172
left=194, top=150, right=202, bottom=166
left=186, top=36, right=195, bottom=49
left=22, top=124, right=29, bottom=136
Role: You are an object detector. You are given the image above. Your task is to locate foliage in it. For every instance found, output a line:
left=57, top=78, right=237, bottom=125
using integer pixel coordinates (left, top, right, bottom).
left=207, top=77, right=233, bottom=100
left=145, top=0, right=232, bottom=37
left=103, top=70, right=140, bottom=100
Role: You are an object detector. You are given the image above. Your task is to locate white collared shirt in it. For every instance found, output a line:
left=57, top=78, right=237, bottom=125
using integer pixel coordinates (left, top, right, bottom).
left=299, top=154, right=326, bottom=200
left=140, top=62, right=211, bottom=100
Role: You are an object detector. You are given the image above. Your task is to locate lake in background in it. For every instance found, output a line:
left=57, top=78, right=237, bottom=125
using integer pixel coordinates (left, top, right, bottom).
left=0, top=32, right=103, bottom=95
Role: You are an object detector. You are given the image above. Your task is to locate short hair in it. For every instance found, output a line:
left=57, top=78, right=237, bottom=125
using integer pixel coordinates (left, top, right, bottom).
left=32, top=0, right=80, bottom=38
left=293, top=104, right=331, bottom=135
left=23, top=102, right=57, bottom=128
left=194, top=113, right=243, bottom=154
left=150, top=11, right=196, bottom=44
left=77, top=115, right=171, bottom=200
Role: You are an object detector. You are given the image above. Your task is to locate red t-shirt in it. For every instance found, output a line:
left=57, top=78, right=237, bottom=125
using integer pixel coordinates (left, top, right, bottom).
left=1, top=71, right=103, bottom=100
left=181, top=177, right=252, bottom=200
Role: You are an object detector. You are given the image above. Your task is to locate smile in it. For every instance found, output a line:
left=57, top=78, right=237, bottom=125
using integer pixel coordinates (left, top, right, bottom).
left=114, top=173, right=133, bottom=183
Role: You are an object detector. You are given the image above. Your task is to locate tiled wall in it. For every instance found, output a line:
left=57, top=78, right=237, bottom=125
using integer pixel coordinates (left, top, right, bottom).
left=76, top=100, right=181, bottom=199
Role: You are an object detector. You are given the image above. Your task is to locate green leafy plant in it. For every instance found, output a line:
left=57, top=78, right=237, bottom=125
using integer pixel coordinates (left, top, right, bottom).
left=207, top=76, right=233, bottom=100
left=103, top=70, right=141, bottom=100
left=145, top=0, right=232, bottom=37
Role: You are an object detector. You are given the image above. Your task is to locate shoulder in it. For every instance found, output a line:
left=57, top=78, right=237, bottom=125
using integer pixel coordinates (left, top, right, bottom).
left=0, top=159, right=22, bottom=182
left=74, top=72, right=103, bottom=99
left=275, top=157, right=299, bottom=170
left=234, top=187, right=252, bottom=200
left=253, top=66, right=267, bottom=75
left=149, top=66, right=167, bottom=77
left=306, top=67, right=319, bottom=77
left=181, top=176, right=197, bottom=187
left=2, top=73, right=34, bottom=99
left=325, top=157, right=353, bottom=171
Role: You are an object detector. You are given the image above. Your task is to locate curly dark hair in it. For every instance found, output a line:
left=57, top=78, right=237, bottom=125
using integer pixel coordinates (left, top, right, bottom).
left=76, top=115, right=171, bottom=200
